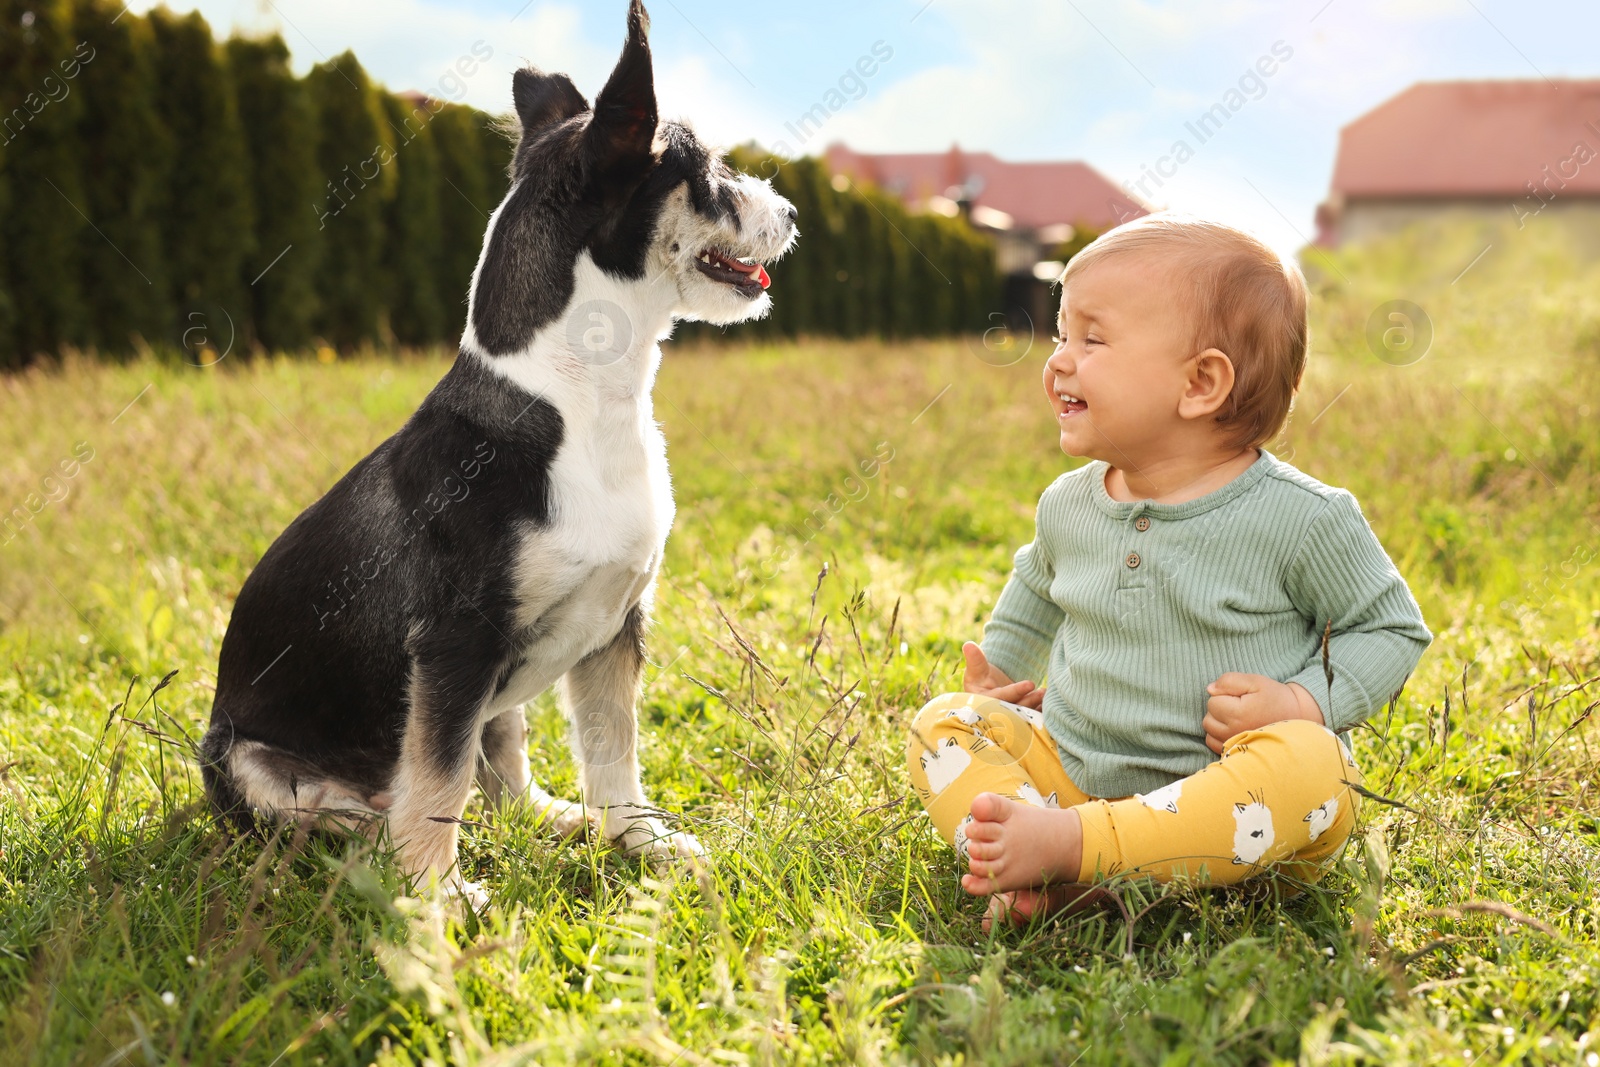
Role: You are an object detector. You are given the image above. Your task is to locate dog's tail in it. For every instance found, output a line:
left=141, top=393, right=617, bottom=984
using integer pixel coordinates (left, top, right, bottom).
left=199, top=718, right=262, bottom=839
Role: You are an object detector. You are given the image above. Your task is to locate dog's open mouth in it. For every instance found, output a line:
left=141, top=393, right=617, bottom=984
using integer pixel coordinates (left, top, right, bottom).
left=693, top=246, right=771, bottom=298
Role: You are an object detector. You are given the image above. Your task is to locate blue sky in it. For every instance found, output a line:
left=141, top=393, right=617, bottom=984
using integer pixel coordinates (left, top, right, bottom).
left=134, top=0, right=1600, bottom=256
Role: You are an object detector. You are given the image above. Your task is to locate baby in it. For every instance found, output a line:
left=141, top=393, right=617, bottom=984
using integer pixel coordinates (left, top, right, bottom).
left=907, top=214, right=1431, bottom=925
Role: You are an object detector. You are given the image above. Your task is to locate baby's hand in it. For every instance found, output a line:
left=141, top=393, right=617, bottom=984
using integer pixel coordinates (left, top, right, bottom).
left=1203, top=673, right=1324, bottom=753
left=961, top=643, right=1045, bottom=710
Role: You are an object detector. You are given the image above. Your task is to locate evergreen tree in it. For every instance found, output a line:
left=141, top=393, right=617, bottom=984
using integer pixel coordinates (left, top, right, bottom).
left=306, top=51, right=393, bottom=350
left=0, top=186, right=10, bottom=362
left=881, top=205, right=914, bottom=337
left=842, top=183, right=879, bottom=338
left=0, top=75, right=10, bottom=362
left=228, top=34, right=323, bottom=353
left=757, top=172, right=788, bottom=336
left=0, top=0, right=89, bottom=363
left=900, top=214, right=930, bottom=336
left=943, top=219, right=972, bottom=333
left=74, top=0, right=171, bottom=354
left=380, top=91, right=444, bottom=347
left=8, top=18, right=1000, bottom=365
left=961, top=221, right=999, bottom=331
left=686, top=151, right=1001, bottom=342
left=965, top=223, right=995, bottom=331
left=149, top=7, right=254, bottom=356
left=816, top=165, right=851, bottom=337
left=908, top=215, right=947, bottom=336
left=431, top=102, right=493, bottom=340
left=785, top=157, right=837, bottom=336
left=473, top=107, right=513, bottom=208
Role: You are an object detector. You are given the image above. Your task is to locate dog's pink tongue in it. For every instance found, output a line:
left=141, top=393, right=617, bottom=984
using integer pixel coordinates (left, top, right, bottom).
left=719, top=251, right=770, bottom=289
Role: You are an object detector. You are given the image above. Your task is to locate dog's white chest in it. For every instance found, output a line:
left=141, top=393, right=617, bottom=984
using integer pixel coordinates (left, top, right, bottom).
left=490, top=408, right=672, bottom=712
left=550, top=413, right=673, bottom=568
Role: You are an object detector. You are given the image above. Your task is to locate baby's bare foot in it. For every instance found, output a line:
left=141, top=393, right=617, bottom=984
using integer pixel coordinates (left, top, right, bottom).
left=961, top=792, right=1083, bottom=896
left=982, top=885, right=1111, bottom=931
left=983, top=889, right=1053, bottom=930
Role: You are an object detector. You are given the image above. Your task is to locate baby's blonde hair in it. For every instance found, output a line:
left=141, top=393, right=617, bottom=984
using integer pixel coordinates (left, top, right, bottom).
left=1060, top=212, right=1309, bottom=450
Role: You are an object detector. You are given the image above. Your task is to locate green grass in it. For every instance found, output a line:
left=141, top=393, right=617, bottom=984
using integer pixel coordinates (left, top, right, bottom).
left=2, top=219, right=1599, bottom=1064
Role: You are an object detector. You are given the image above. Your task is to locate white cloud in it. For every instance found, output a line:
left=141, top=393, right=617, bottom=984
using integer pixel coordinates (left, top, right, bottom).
left=654, top=53, right=779, bottom=151
left=127, top=0, right=618, bottom=115
left=819, top=62, right=1023, bottom=154
left=800, top=0, right=1271, bottom=158
left=124, top=0, right=1590, bottom=261
left=759, top=0, right=1498, bottom=255
left=128, top=0, right=797, bottom=139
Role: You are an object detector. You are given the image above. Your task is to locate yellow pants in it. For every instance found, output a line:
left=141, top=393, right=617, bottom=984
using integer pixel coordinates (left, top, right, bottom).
left=907, top=692, right=1362, bottom=886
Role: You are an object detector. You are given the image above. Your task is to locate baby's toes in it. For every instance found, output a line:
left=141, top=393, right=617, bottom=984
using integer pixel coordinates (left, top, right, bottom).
left=965, top=838, right=1001, bottom=862
left=969, top=792, right=1010, bottom=822
left=964, top=817, right=1003, bottom=843
left=966, top=852, right=1005, bottom=880
left=962, top=870, right=1000, bottom=896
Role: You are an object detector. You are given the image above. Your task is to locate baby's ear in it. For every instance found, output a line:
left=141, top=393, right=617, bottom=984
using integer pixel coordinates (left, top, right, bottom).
left=1178, top=347, right=1236, bottom=421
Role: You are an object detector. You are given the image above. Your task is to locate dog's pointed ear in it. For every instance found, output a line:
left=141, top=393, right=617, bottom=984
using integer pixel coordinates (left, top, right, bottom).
left=512, top=68, right=589, bottom=135
left=587, top=0, right=657, bottom=174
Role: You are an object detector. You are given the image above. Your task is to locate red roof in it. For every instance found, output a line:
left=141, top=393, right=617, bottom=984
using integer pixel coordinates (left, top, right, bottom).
left=1329, top=79, right=1600, bottom=199
left=823, top=143, right=1146, bottom=232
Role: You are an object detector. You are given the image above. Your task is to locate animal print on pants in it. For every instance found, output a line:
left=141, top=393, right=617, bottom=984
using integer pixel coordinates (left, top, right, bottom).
left=907, top=692, right=1363, bottom=886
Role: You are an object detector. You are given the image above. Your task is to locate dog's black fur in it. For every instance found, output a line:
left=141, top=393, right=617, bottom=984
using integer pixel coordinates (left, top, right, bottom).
left=200, top=1, right=795, bottom=884
left=472, top=44, right=741, bottom=354
left=200, top=356, right=562, bottom=828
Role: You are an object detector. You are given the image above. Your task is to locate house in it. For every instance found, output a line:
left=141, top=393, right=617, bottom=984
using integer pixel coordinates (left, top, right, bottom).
left=824, top=143, right=1147, bottom=331
left=1316, top=80, right=1600, bottom=247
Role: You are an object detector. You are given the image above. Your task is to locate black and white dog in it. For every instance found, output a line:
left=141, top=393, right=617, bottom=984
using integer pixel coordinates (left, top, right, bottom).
left=200, top=0, right=796, bottom=898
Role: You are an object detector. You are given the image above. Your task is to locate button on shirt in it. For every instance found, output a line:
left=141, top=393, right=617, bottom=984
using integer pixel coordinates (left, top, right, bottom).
left=979, top=450, right=1432, bottom=798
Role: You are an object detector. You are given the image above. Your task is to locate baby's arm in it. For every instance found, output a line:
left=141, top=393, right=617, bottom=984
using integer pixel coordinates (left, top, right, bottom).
left=1202, top=672, right=1325, bottom=753
left=1280, top=491, right=1432, bottom=730
left=960, top=642, right=1045, bottom=709
left=978, top=505, right=1065, bottom=703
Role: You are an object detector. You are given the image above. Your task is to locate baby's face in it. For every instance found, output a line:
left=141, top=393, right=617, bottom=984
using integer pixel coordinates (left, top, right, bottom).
left=1043, top=255, right=1199, bottom=463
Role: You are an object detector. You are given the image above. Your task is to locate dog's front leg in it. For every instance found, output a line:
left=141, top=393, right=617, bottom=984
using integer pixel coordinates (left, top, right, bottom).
left=560, top=605, right=704, bottom=861
left=387, top=629, right=500, bottom=905
left=477, top=706, right=591, bottom=838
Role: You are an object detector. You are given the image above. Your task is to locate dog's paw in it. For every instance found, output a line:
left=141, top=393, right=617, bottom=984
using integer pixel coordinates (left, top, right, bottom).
left=531, top=795, right=592, bottom=839
left=638, top=829, right=707, bottom=865
left=450, top=878, right=491, bottom=912
left=601, top=811, right=706, bottom=865
left=420, top=874, right=490, bottom=912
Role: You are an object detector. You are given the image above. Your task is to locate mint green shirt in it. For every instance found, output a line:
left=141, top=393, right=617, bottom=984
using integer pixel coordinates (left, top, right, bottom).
left=980, top=450, right=1431, bottom=798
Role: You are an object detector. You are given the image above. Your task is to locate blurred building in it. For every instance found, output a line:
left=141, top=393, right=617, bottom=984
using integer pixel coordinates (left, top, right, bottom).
left=1316, top=80, right=1600, bottom=247
left=824, top=144, right=1147, bottom=333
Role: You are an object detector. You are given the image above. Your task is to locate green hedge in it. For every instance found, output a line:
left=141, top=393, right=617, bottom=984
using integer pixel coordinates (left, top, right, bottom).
left=678, top=149, right=998, bottom=343
left=0, top=1, right=510, bottom=367
left=0, top=4, right=995, bottom=367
